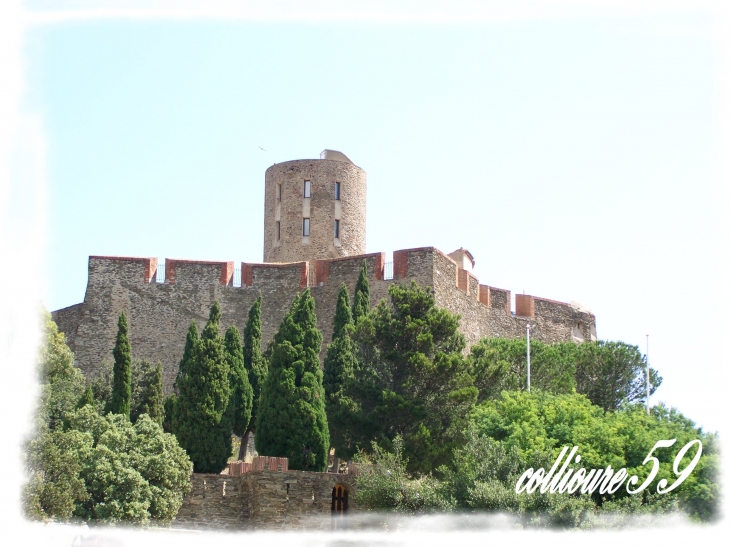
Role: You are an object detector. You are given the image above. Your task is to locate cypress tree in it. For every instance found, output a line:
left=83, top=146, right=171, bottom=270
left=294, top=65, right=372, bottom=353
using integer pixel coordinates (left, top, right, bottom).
left=75, top=385, right=95, bottom=410
left=109, top=311, right=132, bottom=418
left=323, top=284, right=358, bottom=463
left=173, top=301, right=232, bottom=473
left=162, top=394, right=176, bottom=433
left=225, top=326, right=253, bottom=444
left=352, top=260, right=370, bottom=323
left=241, top=295, right=267, bottom=460
left=332, top=283, right=353, bottom=341
left=255, top=290, right=329, bottom=471
left=131, top=360, right=165, bottom=425
left=174, top=321, right=198, bottom=392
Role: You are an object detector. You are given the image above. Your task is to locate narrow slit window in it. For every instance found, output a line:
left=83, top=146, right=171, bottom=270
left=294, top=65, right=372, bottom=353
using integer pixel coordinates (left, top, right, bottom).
left=303, top=218, right=310, bottom=236
left=335, top=182, right=341, bottom=200
left=304, top=180, right=311, bottom=198
left=276, top=183, right=281, bottom=202
left=334, top=219, right=340, bottom=239
left=276, top=221, right=281, bottom=241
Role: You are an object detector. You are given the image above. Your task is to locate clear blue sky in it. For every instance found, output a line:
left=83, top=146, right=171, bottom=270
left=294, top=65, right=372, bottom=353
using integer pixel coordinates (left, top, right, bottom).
left=24, top=5, right=725, bottom=432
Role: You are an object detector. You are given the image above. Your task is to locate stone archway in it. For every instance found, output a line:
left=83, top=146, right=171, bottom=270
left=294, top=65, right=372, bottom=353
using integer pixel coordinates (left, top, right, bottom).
left=331, top=484, right=349, bottom=530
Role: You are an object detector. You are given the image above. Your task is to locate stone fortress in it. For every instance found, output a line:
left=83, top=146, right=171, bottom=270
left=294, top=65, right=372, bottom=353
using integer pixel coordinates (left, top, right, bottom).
left=52, top=149, right=597, bottom=395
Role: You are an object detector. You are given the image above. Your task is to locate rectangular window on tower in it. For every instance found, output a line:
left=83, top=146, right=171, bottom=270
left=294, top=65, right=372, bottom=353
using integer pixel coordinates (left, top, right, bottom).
left=303, top=218, right=310, bottom=236
left=304, top=180, right=311, bottom=198
left=334, top=219, right=340, bottom=239
left=276, top=183, right=281, bottom=202
left=335, top=182, right=341, bottom=200
left=276, top=221, right=281, bottom=241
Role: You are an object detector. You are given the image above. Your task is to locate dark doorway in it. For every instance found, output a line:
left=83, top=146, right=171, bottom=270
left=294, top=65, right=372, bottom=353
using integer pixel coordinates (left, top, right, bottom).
left=331, top=484, right=348, bottom=530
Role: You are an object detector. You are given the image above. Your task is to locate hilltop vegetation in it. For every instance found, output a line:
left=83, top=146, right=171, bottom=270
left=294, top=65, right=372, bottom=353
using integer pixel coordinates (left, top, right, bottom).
left=23, top=312, right=192, bottom=524
left=336, top=283, right=718, bottom=525
left=24, top=278, right=720, bottom=527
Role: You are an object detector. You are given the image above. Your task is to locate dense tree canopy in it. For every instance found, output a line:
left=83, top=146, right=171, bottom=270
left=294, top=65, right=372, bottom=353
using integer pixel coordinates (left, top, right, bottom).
left=468, top=338, right=662, bottom=412
left=355, top=390, right=719, bottom=525
left=24, top=312, right=88, bottom=520
left=26, top=283, right=717, bottom=528
left=172, top=302, right=233, bottom=473
left=255, top=289, right=330, bottom=471
left=66, top=408, right=192, bottom=524
left=24, top=312, right=192, bottom=524
left=347, top=281, right=477, bottom=474
left=468, top=337, right=577, bottom=402
left=34, top=311, right=86, bottom=431
left=332, top=282, right=354, bottom=340
left=175, top=320, right=198, bottom=391
left=468, top=390, right=719, bottom=521
left=130, top=359, right=164, bottom=426
left=573, top=340, right=662, bottom=411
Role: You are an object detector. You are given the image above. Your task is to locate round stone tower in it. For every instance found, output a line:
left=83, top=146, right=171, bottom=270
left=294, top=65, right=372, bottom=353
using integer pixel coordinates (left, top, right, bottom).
left=263, top=150, right=366, bottom=263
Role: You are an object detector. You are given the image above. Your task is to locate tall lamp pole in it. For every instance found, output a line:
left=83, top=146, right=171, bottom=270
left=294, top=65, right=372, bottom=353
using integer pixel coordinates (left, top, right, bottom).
left=526, top=324, right=532, bottom=392
left=646, top=334, right=650, bottom=414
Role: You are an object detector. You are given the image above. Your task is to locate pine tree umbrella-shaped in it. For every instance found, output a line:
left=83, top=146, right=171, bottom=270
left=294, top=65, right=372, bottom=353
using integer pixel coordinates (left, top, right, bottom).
left=255, top=290, right=329, bottom=471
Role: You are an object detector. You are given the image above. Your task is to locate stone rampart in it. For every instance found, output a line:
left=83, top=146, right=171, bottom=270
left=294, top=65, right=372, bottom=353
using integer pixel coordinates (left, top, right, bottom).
left=172, top=471, right=357, bottom=531
left=53, top=248, right=596, bottom=392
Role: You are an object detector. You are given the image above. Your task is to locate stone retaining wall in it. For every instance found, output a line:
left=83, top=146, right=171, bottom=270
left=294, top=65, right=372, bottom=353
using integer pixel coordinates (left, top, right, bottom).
left=172, top=471, right=357, bottom=531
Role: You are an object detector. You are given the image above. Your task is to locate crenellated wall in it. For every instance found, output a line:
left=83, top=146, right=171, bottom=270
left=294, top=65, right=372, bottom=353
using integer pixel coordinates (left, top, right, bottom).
left=171, top=471, right=357, bottom=531
left=52, top=248, right=596, bottom=392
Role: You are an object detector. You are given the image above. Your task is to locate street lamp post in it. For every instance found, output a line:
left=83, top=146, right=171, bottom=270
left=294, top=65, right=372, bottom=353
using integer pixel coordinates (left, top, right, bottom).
left=646, top=334, right=650, bottom=414
left=526, top=324, right=532, bottom=392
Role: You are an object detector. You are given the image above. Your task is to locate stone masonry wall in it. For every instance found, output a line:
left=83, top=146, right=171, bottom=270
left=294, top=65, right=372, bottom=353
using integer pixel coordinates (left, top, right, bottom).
left=172, top=471, right=357, bottom=531
left=52, top=248, right=596, bottom=393
left=56, top=256, right=310, bottom=393
left=172, top=473, right=246, bottom=531
left=263, top=159, right=367, bottom=264
left=428, top=249, right=596, bottom=348
left=52, top=303, right=84, bottom=345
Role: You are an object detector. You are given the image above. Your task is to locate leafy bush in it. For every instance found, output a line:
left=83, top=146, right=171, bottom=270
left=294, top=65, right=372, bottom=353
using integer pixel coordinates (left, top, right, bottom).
left=23, top=428, right=90, bottom=521
left=26, top=406, right=192, bottom=525
left=67, top=407, right=192, bottom=524
left=353, top=391, right=719, bottom=526
left=354, top=436, right=454, bottom=513
left=23, top=312, right=192, bottom=525
left=35, top=311, right=86, bottom=431
left=470, top=390, right=720, bottom=522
